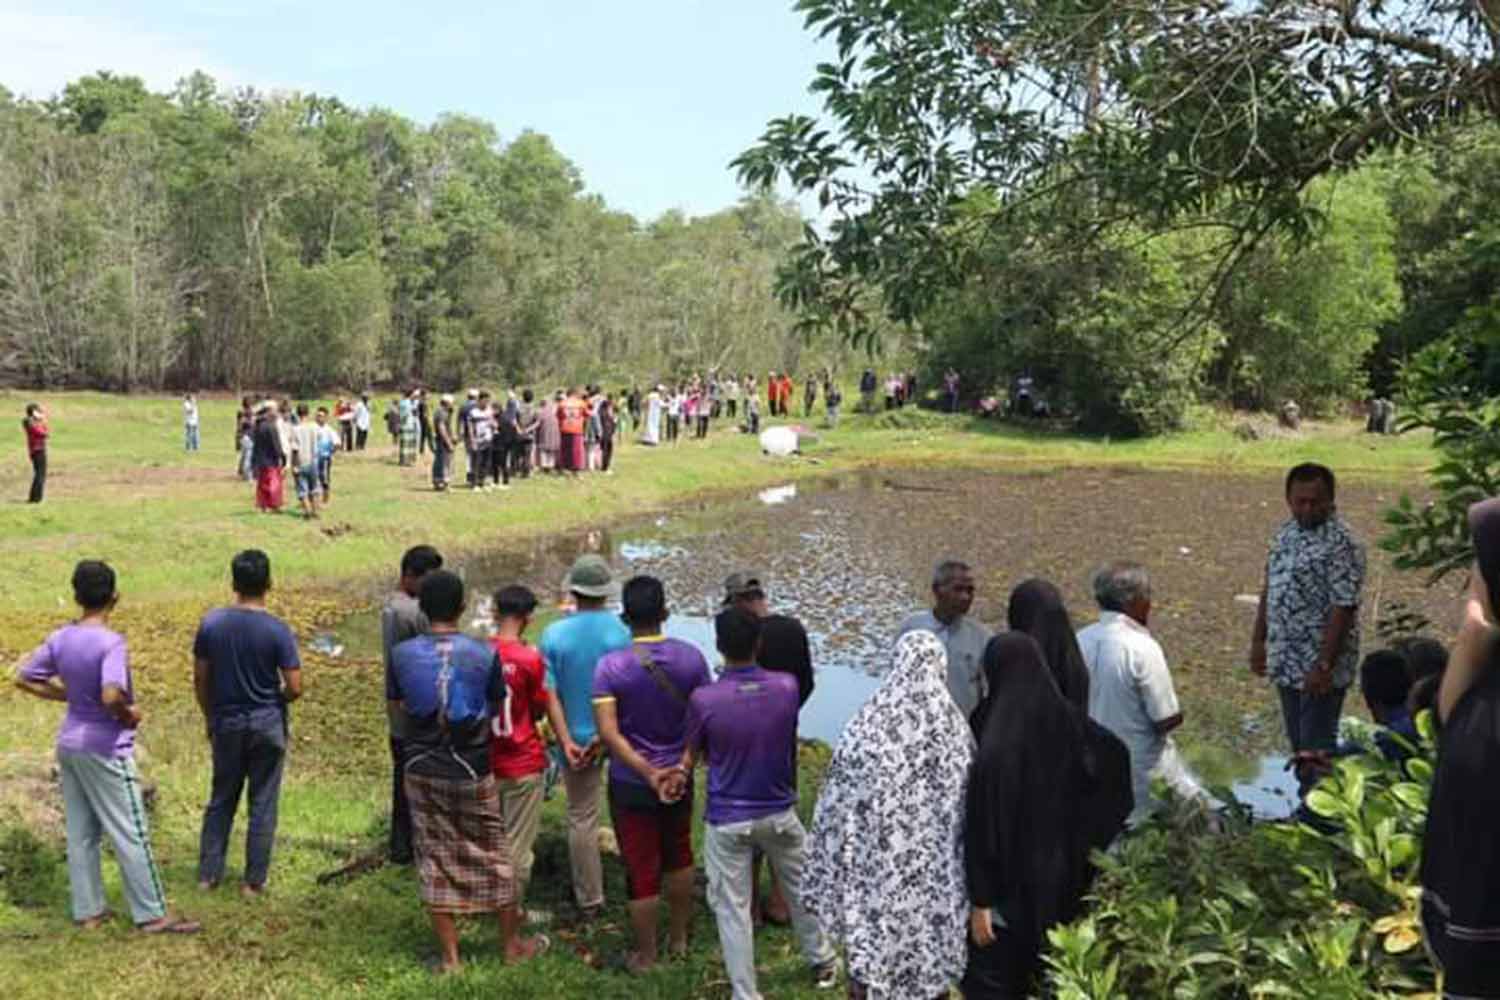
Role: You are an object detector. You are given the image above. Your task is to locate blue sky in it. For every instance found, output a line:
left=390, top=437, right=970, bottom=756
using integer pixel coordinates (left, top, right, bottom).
left=0, top=1, right=835, bottom=221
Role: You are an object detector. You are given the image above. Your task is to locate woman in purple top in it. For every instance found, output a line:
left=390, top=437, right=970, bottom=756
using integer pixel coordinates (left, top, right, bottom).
left=14, top=561, right=199, bottom=934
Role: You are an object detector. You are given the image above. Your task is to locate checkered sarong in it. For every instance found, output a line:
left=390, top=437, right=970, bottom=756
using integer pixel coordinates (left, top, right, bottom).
left=403, top=771, right=516, bottom=913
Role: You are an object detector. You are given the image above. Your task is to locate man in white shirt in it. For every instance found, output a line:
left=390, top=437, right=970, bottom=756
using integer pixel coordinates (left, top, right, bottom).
left=353, top=394, right=371, bottom=451
left=1077, top=561, right=1206, bottom=826
left=183, top=394, right=200, bottom=452
left=897, top=560, right=993, bottom=716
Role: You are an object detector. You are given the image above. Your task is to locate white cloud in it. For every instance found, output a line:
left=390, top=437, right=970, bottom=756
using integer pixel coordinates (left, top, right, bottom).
left=0, top=9, right=243, bottom=99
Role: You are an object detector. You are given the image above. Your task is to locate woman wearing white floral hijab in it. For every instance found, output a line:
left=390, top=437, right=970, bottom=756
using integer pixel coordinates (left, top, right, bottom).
left=805, top=629, right=976, bottom=999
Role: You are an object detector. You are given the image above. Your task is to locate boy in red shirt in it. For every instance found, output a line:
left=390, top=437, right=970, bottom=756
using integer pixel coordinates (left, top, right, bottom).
left=490, top=585, right=571, bottom=907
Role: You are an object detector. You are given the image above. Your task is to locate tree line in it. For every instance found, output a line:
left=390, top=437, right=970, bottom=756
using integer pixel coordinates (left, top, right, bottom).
left=0, top=72, right=874, bottom=394
left=738, top=0, right=1500, bottom=436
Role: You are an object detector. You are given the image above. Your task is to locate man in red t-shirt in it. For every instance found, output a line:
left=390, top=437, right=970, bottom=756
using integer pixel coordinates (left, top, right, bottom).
left=490, top=584, right=572, bottom=906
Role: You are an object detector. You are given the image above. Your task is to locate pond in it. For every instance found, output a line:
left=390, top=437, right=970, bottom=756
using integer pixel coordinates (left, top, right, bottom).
left=330, top=466, right=1456, bottom=819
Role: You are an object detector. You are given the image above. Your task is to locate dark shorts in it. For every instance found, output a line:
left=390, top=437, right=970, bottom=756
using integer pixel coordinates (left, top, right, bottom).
left=608, top=782, right=693, bottom=901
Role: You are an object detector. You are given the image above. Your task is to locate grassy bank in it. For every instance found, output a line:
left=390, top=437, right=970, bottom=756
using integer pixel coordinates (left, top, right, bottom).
left=0, top=392, right=1437, bottom=999
left=0, top=392, right=1432, bottom=612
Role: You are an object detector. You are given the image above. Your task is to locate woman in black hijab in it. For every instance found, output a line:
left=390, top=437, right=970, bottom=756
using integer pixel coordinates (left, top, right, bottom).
left=1422, top=497, right=1500, bottom=998
left=963, top=633, right=1131, bottom=999
left=1006, top=579, right=1090, bottom=712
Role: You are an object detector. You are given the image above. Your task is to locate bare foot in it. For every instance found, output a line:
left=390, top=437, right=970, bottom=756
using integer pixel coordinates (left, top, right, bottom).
left=240, top=883, right=265, bottom=900
left=426, top=957, right=462, bottom=976
left=74, top=911, right=112, bottom=930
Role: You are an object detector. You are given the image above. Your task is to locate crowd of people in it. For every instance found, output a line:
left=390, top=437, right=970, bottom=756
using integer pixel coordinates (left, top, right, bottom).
left=17, top=417, right=1491, bottom=997
left=18, top=364, right=966, bottom=507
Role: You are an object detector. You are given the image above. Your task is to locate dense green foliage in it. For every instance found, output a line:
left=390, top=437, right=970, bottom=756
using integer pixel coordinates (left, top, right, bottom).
left=739, top=0, right=1496, bottom=432
left=0, top=73, right=868, bottom=391
left=1048, top=719, right=1437, bottom=997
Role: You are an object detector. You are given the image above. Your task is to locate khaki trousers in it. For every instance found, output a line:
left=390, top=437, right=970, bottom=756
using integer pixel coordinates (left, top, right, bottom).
left=499, top=772, right=544, bottom=902
left=563, top=759, right=605, bottom=909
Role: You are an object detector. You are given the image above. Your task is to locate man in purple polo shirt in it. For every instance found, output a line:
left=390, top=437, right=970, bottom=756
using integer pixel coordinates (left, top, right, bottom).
left=592, top=574, right=710, bottom=974
left=14, top=561, right=199, bottom=934
left=682, top=607, right=838, bottom=998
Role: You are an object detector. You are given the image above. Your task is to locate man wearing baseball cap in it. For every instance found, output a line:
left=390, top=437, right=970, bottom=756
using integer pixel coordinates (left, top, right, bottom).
left=722, top=572, right=770, bottom=618
left=537, top=555, right=631, bottom=916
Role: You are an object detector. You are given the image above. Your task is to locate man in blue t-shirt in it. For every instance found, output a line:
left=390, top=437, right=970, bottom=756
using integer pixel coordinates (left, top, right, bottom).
left=682, top=608, right=838, bottom=997
left=387, top=570, right=543, bottom=972
left=537, top=554, right=630, bottom=915
left=193, top=549, right=302, bottom=895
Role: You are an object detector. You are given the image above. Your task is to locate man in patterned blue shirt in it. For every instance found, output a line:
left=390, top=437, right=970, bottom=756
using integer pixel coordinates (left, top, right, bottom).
left=1250, top=463, right=1366, bottom=796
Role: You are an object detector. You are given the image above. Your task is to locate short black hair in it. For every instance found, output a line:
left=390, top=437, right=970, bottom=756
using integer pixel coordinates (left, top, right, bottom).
left=419, top=570, right=465, bottom=623
left=1395, top=636, right=1448, bottom=681
left=400, top=545, right=443, bottom=580
left=296, top=402, right=309, bottom=417
left=716, top=607, right=761, bottom=661
left=72, top=560, right=117, bottom=611
left=316, top=406, right=328, bottom=416
left=1360, top=649, right=1412, bottom=710
left=493, top=584, right=538, bottom=620
left=232, top=549, right=272, bottom=598
left=1286, top=463, right=1336, bottom=499
left=523, top=388, right=534, bottom=403
left=621, top=575, right=667, bottom=627
left=25, top=402, right=41, bottom=418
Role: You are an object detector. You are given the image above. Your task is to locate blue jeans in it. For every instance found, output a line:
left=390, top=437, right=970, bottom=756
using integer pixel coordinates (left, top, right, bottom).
left=294, top=463, right=320, bottom=501
left=185, top=424, right=200, bottom=451
left=1278, top=684, right=1347, bottom=796
left=432, top=443, right=451, bottom=487
left=198, top=707, right=287, bottom=888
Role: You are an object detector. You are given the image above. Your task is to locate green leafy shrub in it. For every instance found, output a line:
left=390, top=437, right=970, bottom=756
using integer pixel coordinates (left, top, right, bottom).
left=0, top=822, right=67, bottom=909
left=1047, top=718, right=1438, bottom=998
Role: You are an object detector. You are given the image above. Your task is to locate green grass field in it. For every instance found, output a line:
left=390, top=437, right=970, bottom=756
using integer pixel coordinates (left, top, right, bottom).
left=0, top=391, right=1437, bottom=999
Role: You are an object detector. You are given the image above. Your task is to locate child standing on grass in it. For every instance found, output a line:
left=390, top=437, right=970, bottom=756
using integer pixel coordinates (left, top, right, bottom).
left=314, top=407, right=339, bottom=505
left=14, top=560, right=201, bottom=935
left=489, top=585, right=573, bottom=910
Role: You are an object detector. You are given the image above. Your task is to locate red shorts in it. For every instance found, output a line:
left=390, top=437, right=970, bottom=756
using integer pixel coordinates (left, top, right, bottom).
left=609, top=783, right=693, bottom=901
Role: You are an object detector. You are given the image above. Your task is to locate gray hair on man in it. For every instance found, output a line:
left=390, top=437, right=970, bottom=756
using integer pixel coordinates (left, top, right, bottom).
left=1093, top=561, right=1152, bottom=612
left=932, top=559, right=972, bottom=590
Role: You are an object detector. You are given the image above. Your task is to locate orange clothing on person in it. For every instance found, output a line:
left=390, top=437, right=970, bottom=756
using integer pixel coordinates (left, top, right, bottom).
left=560, top=398, right=586, bottom=436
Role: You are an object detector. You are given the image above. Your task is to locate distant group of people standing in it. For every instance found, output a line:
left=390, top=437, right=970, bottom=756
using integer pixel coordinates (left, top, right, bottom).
left=234, top=397, right=344, bottom=519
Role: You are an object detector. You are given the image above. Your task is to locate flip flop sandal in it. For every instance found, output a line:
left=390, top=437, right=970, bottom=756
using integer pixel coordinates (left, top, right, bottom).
left=138, top=917, right=202, bottom=935
left=74, top=910, right=115, bottom=929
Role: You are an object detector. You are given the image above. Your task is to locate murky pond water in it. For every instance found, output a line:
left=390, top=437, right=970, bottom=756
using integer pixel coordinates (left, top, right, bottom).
left=332, top=467, right=1455, bottom=819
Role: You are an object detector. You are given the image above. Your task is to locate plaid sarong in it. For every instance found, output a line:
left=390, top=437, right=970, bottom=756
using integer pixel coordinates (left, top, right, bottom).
left=404, top=771, right=516, bottom=913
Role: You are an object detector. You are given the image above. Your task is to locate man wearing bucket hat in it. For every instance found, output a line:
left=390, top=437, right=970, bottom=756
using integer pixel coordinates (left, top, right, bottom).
left=537, top=555, right=631, bottom=916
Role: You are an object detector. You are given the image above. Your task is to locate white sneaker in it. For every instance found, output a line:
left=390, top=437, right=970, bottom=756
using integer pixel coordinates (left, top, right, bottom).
left=813, top=958, right=841, bottom=990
